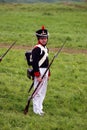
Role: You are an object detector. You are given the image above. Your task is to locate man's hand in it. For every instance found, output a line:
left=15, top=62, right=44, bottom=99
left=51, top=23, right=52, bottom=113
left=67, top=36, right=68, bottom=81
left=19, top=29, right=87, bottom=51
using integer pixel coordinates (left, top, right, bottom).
left=36, top=77, right=42, bottom=82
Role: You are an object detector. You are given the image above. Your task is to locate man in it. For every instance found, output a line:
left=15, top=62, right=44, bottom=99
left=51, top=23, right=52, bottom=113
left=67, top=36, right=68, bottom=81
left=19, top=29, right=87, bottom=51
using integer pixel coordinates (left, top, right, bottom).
left=32, top=26, right=50, bottom=116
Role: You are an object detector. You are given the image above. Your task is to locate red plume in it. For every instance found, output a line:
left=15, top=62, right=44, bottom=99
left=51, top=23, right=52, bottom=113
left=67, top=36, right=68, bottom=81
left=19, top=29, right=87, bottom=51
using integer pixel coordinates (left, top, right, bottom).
left=42, top=25, right=45, bottom=30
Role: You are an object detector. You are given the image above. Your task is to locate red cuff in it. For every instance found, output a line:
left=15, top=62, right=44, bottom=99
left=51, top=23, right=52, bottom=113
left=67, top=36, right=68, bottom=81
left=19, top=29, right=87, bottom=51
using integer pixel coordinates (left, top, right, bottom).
left=48, top=70, right=51, bottom=77
left=34, top=72, right=40, bottom=77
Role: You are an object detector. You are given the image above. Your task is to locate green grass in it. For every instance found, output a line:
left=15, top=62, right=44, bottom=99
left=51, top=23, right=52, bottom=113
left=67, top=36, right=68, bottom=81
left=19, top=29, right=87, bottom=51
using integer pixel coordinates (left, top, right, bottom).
left=0, top=48, right=87, bottom=130
left=0, top=2, right=87, bottom=48
left=0, top=2, right=87, bottom=130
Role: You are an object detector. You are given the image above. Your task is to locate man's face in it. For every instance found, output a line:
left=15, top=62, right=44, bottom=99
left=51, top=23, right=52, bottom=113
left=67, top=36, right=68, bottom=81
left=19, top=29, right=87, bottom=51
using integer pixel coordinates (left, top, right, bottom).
left=39, top=36, right=48, bottom=46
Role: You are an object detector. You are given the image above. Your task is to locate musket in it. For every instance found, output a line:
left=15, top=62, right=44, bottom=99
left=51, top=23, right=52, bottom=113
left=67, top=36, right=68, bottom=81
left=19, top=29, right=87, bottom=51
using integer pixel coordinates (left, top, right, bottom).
left=28, top=82, right=34, bottom=93
left=24, top=38, right=67, bottom=115
left=0, top=41, right=16, bottom=62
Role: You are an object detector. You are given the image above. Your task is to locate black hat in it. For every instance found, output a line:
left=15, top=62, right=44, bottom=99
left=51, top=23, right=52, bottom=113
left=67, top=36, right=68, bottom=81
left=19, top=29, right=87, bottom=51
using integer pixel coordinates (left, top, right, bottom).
left=36, top=26, right=49, bottom=38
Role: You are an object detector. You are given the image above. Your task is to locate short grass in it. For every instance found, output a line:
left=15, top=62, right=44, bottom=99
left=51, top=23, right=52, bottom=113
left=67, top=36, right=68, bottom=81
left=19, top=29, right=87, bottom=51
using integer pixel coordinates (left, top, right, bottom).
left=0, top=48, right=87, bottom=130
left=0, top=2, right=87, bottom=48
left=0, top=2, right=87, bottom=130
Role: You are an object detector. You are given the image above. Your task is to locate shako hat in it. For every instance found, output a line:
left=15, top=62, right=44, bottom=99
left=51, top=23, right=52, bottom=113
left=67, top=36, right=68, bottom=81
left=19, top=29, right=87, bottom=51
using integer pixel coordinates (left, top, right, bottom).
left=36, top=26, right=49, bottom=38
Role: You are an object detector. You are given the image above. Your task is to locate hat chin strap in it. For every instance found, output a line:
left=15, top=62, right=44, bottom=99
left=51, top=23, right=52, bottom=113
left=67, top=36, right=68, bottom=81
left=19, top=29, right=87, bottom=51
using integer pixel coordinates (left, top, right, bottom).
left=38, top=40, right=47, bottom=46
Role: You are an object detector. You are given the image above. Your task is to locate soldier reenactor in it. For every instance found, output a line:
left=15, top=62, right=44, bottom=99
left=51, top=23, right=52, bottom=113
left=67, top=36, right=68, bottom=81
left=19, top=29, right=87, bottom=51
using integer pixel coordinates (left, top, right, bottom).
left=32, top=26, right=50, bottom=115
left=24, top=26, right=66, bottom=115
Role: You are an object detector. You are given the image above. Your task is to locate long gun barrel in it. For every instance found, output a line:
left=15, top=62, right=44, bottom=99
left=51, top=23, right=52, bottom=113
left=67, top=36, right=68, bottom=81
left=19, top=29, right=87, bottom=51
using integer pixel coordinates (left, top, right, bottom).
left=24, top=38, right=67, bottom=115
left=0, top=41, right=16, bottom=62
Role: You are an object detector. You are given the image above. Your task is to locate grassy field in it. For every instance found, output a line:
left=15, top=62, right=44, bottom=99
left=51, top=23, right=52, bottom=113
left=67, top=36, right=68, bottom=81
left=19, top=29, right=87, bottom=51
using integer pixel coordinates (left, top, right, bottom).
left=0, top=2, right=87, bottom=48
left=0, top=2, right=87, bottom=130
left=0, top=48, right=87, bottom=130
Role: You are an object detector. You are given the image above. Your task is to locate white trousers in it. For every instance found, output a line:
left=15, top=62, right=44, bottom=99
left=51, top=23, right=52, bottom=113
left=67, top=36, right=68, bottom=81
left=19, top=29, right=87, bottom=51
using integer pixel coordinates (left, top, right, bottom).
left=33, top=68, right=48, bottom=114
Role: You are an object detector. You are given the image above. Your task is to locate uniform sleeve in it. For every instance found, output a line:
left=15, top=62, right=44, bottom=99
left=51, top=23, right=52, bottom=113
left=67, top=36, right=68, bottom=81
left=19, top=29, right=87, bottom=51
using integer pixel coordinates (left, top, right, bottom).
left=32, top=47, right=41, bottom=77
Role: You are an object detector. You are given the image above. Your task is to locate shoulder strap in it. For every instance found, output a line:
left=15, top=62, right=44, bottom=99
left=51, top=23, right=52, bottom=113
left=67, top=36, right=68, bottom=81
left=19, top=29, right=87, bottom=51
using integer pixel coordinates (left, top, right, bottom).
left=35, top=44, right=48, bottom=67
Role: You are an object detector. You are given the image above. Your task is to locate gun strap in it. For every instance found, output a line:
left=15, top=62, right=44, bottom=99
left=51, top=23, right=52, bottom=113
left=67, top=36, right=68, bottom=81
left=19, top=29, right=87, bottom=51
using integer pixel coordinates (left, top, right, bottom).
left=35, top=44, right=48, bottom=67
